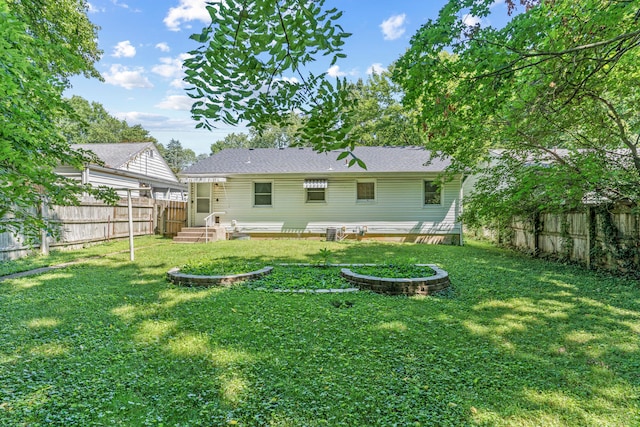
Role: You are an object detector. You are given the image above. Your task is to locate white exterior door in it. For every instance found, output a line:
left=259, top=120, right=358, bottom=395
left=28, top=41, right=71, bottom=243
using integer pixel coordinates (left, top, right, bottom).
left=194, top=183, right=211, bottom=226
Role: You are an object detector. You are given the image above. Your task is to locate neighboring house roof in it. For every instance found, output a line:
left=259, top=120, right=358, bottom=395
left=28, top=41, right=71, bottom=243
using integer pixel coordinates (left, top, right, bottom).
left=69, top=142, right=185, bottom=192
left=182, top=146, right=451, bottom=176
left=72, top=142, right=157, bottom=169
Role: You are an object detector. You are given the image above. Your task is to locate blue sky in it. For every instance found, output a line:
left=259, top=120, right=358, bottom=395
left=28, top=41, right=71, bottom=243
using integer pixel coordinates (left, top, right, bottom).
left=68, top=0, right=510, bottom=155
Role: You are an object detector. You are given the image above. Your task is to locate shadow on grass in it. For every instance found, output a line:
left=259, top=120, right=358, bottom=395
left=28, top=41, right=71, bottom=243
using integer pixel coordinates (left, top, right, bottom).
left=0, top=239, right=638, bottom=426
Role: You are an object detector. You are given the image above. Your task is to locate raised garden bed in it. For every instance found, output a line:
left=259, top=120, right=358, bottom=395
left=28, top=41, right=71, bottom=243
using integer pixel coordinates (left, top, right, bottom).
left=340, top=264, right=450, bottom=296
left=166, top=266, right=273, bottom=287
left=167, top=262, right=450, bottom=295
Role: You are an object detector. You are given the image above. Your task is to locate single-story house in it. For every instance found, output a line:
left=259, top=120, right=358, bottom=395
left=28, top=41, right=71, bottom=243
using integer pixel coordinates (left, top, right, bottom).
left=56, top=142, right=187, bottom=200
left=180, top=146, right=464, bottom=244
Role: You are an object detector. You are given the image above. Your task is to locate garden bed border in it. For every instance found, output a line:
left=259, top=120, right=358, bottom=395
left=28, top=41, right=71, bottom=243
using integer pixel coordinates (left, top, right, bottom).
left=167, top=266, right=273, bottom=287
left=340, top=264, right=450, bottom=296
left=167, top=263, right=450, bottom=295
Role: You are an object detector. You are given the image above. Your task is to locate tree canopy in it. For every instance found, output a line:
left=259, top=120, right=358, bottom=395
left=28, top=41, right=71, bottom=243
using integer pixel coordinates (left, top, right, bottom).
left=59, top=96, right=157, bottom=144
left=158, top=139, right=197, bottom=173
left=392, top=0, right=640, bottom=225
left=0, top=0, right=117, bottom=241
left=209, top=114, right=305, bottom=153
left=184, top=0, right=362, bottom=163
left=346, top=70, right=424, bottom=147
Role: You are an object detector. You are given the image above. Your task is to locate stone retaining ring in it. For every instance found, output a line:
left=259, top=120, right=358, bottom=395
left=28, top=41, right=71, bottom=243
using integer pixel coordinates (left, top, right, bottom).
left=340, top=264, right=450, bottom=296
left=167, top=266, right=273, bottom=287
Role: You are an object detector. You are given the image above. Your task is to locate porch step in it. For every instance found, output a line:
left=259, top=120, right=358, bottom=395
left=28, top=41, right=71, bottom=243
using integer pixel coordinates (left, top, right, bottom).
left=172, top=227, right=226, bottom=243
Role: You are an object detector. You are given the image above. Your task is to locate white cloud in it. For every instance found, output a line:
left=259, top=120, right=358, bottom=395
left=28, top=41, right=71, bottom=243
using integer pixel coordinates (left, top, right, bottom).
left=103, top=65, right=153, bottom=89
left=155, top=42, right=171, bottom=52
left=463, top=14, right=481, bottom=27
left=380, top=14, right=406, bottom=41
left=87, top=2, right=105, bottom=13
left=155, top=95, right=193, bottom=111
left=152, top=54, right=191, bottom=87
left=152, top=56, right=184, bottom=78
left=164, top=0, right=211, bottom=31
left=112, top=40, right=136, bottom=58
left=367, top=63, right=387, bottom=75
left=278, top=76, right=300, bottom=84
left=112, top=0, right=129, bottom=9
left=327, top=65, right=346, bottom=78
left=115, top=111, right=194, bottom=131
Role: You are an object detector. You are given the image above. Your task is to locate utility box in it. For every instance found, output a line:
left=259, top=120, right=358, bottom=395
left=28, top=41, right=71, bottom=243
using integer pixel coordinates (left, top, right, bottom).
left=326, top=227, right=337, bottom=241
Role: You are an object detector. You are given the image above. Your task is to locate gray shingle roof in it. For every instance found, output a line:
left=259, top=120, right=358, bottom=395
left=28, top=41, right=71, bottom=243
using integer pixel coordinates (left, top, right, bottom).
left=182, top=146, right=450, bottom=175
left=72, top=142, right=155, bottom=169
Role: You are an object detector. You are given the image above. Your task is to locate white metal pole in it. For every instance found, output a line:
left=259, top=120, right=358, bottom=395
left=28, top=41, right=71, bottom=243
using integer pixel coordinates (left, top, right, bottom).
left=127, top=190, right=134, bottom=261
left=40, top=198, right=49, bottom=256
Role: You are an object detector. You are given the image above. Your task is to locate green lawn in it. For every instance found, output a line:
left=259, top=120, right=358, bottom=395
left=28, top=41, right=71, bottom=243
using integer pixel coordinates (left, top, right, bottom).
left=1, top=236, right=639, bottom=426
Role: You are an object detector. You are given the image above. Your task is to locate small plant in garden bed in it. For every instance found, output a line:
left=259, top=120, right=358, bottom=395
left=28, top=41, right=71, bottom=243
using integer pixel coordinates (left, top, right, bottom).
left=246, top=265, right=352, bottom=290
left=180, top=260, right=265, bottom=276
left=350, top=263, right=436, bottom=278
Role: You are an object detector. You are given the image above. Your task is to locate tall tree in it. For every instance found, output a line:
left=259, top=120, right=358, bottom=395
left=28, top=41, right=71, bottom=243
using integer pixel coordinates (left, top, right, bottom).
left=248, top=113, right=304, bottom=148
left=161, top=139, right=196, bottom=173
left=60, top=96, right=157, bottom=144
left=210, top=133, right=252, bottom=154
left=393, top=0, right=640, bottom=225
left=0, top=0, right=117, bottom=241
left=183, top=0, right=360, bottom=163
left=347, top=70, right=423, bottom=147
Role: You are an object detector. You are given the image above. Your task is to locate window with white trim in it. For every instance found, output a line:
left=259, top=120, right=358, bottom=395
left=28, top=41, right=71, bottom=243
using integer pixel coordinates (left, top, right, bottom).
left=304, top=179, right=327, bottom=203
left=424, top=180, right=442, bottom=205
left=356, top=181, right=375, bottom=201
left=254, top=182, right=272, bottom=206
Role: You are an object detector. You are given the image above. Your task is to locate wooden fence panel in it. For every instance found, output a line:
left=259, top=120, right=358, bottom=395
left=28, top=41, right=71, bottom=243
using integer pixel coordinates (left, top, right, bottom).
left=0, top=197, right=187, bottom=260
left=492, top=205, right=639, bottom=274
left=156, top=199, right=187, bottom=237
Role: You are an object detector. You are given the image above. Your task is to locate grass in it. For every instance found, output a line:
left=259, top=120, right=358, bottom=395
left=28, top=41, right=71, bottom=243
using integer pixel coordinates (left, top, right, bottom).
left=349, top=263, right=436, bottom=278
left=0, top=235, right=639, bottom=426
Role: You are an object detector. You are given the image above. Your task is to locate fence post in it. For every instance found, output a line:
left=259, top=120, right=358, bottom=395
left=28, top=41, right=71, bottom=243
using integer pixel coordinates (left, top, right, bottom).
left=40, top=198, right=49, bottom=256
left=127, top=190, right=134, bottom=261
left=533, top=211, right=541, bottom=256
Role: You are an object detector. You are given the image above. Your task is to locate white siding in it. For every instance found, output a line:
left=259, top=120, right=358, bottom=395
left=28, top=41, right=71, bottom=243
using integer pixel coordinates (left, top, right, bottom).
left=87, top=170, right=143, bottom=197
left=121, top=147, right=178, bottom=182
left=195, top=173, right=462, bottom=236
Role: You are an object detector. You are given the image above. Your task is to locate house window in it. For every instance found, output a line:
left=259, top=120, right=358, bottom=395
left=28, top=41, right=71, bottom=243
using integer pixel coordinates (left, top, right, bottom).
left=306, top=188, right=325, bottom=202
left=357, top=182, right=375, bottom=201
left=424, top=180, right=442, bottom=205
left=304, top=179, right=327, bottom=203
left=254, top=182, right=272, bottom=206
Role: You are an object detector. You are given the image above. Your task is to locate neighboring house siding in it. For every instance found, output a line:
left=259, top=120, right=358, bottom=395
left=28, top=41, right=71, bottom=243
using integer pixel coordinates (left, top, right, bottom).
left=199, top=174, right=462, bottom=236
left=57, top=166, right=143, bottom=196
left=57, top=144, right=186, bottom=200
left=86, top=169, right=144, bottom=196
left=122, top=149, right=179, bottom=183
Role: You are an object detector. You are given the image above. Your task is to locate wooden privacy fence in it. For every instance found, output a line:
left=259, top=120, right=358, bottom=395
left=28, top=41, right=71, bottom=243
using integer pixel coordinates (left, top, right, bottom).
left=495, top=204, right=640, bottom=274
left=156, top=199, right=187, bottom=237
left=0, top=197, right=187, bottom=260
